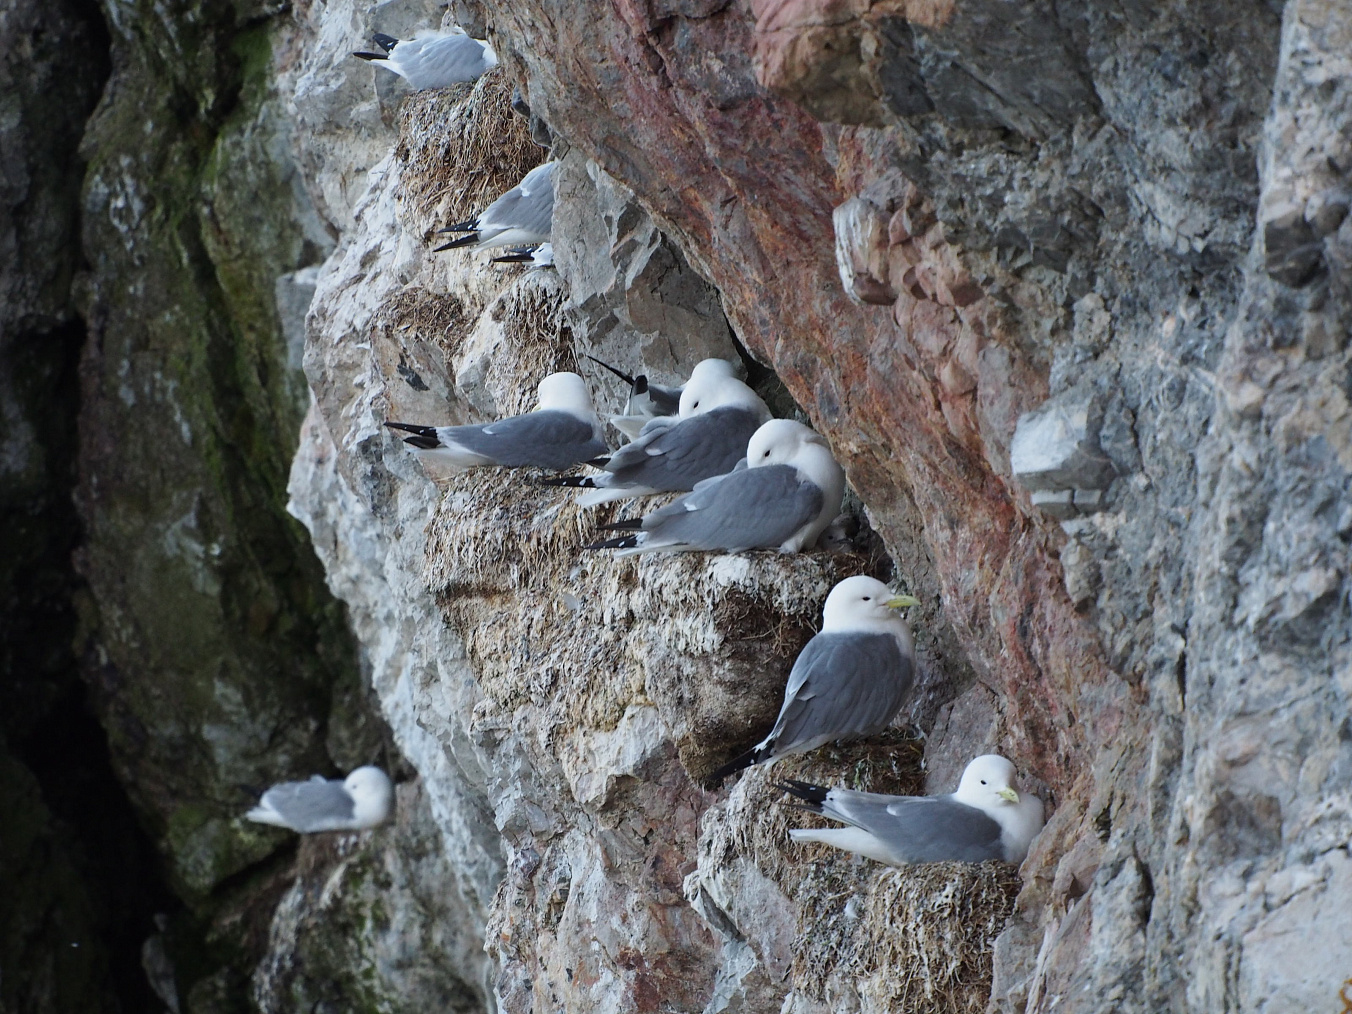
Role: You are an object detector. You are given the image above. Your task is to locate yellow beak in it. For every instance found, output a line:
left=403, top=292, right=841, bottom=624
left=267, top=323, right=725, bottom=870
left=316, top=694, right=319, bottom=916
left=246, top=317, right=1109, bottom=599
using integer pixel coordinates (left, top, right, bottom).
left=996, top=787, right=1020, bottom=804
left=885, top=594, right=921, bottom=609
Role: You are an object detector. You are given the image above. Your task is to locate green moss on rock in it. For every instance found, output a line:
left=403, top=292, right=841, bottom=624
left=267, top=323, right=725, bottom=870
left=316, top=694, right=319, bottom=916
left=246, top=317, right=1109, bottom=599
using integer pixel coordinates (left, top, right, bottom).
left=73, top=0, right=378, bottom=1005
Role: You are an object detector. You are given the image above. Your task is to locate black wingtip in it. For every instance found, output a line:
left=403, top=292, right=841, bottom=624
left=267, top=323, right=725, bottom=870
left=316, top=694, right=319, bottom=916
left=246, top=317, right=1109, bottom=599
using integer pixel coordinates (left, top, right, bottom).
left=776, top=780, right=829, bottom=810
left=539, top=476, right=597, bottom=488
left=490, top=246, right=538, bottom=264
left=707, top=749, right=759, bottom=786
left=436, top=219, right=478, bottom=234
left=584, top=535, right=639, bottom=550
left=585, top=455, right=611, bottom=467
left=385, top=421, right=442, bottom=449
left=632, top=375, right=650, bottom=395
left=372, top=32, right=399, bottom=52
left=352, top=51, right=387, bottom=61
left=598, top=518, right=643, bottom=532
left=385, top=421, right=435, bottom=437
left=433, top=232, right=479, bottom=252
left=583, top=354, right=636, bottom=386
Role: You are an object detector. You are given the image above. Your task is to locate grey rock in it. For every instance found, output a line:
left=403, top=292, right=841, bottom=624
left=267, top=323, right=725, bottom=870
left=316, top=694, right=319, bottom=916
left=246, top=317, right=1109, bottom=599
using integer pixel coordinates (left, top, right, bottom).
left=1011, top=386, right=1118, bottom=513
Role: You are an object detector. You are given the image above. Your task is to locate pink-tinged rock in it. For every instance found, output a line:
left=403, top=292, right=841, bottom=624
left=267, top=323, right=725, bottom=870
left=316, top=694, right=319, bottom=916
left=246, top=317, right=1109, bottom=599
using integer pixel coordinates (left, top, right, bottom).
left=833, top=196, right=896, bottom=304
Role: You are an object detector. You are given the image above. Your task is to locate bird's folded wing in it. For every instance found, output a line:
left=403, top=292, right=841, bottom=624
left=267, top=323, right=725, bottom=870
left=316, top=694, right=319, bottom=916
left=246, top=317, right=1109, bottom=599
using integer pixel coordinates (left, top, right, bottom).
left=259, top=779, right=354, bottom=830
left=605, top=408, right=757, bottom=490
left=480, top=163, right=555, bottom=235
left=639, top=464, right=822, bottom=549
left=767, top=632, right=911, bottom=750
left=449, top=411, right=604, bottom=469
left=406, top=33, right=486, bottom=83
left=866, top=796, right=1006, bottom=863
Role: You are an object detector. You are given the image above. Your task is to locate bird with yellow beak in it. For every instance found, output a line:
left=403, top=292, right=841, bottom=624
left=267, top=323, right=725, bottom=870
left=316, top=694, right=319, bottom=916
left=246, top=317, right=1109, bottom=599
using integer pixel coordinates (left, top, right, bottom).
left=781, top=754, right=1046, bottom=866
left=711, top=575, right=922, bottom=782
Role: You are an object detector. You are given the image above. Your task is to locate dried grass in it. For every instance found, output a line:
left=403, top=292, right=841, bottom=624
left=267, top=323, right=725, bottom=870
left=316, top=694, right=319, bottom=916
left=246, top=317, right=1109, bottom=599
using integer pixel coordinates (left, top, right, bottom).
left=395, top=71, right=543, bottom=231
left=702, top=740, right=1018, bottom=1013
left=371, top=286, right=470, bottom=363
left=422, top=469, right=609, bottom=598
left=489, top=281, right=577, bottom=416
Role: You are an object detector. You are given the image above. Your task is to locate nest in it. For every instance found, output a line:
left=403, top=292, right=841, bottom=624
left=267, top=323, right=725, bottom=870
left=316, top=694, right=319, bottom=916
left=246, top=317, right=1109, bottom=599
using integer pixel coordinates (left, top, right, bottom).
left=370, top=286, right=470, bottom=363
left=488, top=281, right=577, bottom=416
left=704, top=743, right=1019, bottom=1014
left=422, top=469, right=608, bottom=599
left=395, top=71, right=544, bottom=230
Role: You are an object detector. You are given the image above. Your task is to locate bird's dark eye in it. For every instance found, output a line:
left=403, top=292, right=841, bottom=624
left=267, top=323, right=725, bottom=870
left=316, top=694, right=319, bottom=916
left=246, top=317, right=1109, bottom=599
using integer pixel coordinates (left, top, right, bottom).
left=980, top=779, right=987, bottom=785
left=863, top=596, right=871, bottom=601
left=692, top=401, right=699, bottom=408
left=762, top=450, right=771, bottom=457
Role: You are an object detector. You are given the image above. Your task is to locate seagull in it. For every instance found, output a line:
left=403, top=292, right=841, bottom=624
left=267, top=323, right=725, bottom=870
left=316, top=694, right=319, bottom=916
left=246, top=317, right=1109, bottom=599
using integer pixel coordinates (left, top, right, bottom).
left=584, top=355, right=683, bottom=437
left=385, top=371, right=607, bottom=471
left=246, top=766, right=394, bottom=833
left=544, top=360, right=771, bottom=506
left=490, top=242, right=554, bottom=268
left=586, top=418, right=845, bottom=556
left=352, top=28, right=498, bottom=90
left=435, top=161, right=557, bottom=252
left=780, top=754, right=1046, bottom=866
left=710, top=576, right=919, bottom=782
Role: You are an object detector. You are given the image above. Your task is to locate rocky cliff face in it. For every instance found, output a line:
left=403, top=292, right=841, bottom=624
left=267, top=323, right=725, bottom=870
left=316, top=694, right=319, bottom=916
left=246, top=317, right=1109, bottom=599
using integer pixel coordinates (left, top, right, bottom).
left=10, top=0, right=1349, bottom=1011
left=284, top=0, right=1352, bottom=1009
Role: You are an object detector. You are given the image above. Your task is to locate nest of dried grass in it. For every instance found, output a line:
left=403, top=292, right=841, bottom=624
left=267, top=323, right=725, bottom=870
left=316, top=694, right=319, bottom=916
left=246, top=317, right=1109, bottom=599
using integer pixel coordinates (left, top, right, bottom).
left=704, top=739, right=1018, bottom=1013
left=488, top=280, right=577, bottom=416
left=395, top=70, right=543, bottom=231
left=422, top=469, right=609, bottom=599
left=370, top=285, right=470, bottom=363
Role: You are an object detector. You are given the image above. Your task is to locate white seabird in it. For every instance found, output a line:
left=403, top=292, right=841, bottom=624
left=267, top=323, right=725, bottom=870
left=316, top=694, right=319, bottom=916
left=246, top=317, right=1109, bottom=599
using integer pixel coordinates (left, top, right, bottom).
left=711, top=575, right=919, bottom=781
left=435, top=161, right=557, bottom=252
left=781, top=754, right=1046, bottom=866
left=546, top=360, right=771, bottom=506
left=385, top=371, right=607, bottom=471
left=584, top=355, right=687, bottom=437
left=587, top=418, right=845, bottom=556
left=352, top=28, right=498, bottom=90
left=246, top=766, right=394, bottom=833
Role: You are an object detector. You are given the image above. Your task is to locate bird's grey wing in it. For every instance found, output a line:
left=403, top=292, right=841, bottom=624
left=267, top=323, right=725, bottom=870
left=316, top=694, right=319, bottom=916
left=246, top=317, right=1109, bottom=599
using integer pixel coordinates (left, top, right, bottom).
left=403, top=33, right=489, bottom=87
left=476, top=185, right=526, bottom=232
left=766, top=632, right=912, bottom=752
left=448, top=411, right=605, bottom=469
left=874, top=796, right=1006, bottom=863
left=516, top=161, right=557, bottom=195
left=480, top=163, right=555, bottom=235
left=606, top=408, right=760, bottom=491
left=260, top=779, right=354, bottom=831
left=603, top=418, right=680, bottom=472
left=641, top=464, right=822, bottom=550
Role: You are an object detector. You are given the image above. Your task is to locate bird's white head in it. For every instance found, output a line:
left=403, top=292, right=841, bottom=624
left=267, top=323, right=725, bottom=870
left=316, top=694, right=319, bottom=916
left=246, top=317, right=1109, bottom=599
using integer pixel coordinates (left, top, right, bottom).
left=686, top=358, right=738, bottom=383
left=954, top=755, right=1023, bottom=810
left=344, top=766, right=394, bottom=828
left=821, top=575, right=920, bottom=632
left=678, top=362, right=768, bottom=420
left=745, top=418, right=825, bottom=468
left=536, top=372, right=596, bottom=418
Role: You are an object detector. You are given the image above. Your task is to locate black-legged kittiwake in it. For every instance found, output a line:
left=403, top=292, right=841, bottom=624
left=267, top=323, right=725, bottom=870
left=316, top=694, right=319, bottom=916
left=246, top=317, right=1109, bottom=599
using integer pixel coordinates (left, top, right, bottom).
left=352, top=28, right=497, bottom=89
left=490, top=242, right=554, bottom=268
left=386, top=371, right=607, bottom=471
left=711, top=575, right=919, bottom=782
left=435, top=161, right=557, bottom=252
left=246, top=766, right=394, bottom=833
left=587, top=418, right=846, bottom=555
left=584, top=355, right=683, bottom=437
left=545, top=360, right=771, bottom=506
left=780, top=754, right=1046, bottom=866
